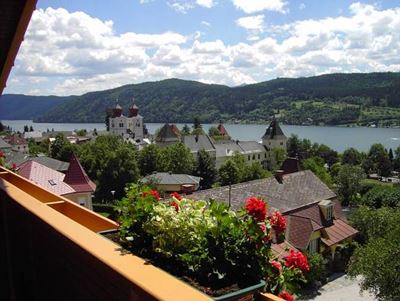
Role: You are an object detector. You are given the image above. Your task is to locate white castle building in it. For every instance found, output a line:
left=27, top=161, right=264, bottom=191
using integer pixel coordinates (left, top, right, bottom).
left=109, top=100, right=144, bottom=140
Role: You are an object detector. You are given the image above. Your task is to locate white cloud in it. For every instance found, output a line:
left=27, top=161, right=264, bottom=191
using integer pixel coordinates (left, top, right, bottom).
left=5, top=3, right=400, bottom=96
left=167, top=1, right=194, bottom=14
left=232, top=0, right=287, bottom=14
left=236, top=14, right=264, bottom=30
left=201, top=21, right=211, bottom=27
left=196, top=0, right=215, bottom=8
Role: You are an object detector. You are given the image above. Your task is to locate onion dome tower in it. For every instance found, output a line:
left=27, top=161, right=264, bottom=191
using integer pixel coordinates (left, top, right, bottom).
left=129, top=98, right=139, bottom=117
left=112, top=102, right=122, bottom=117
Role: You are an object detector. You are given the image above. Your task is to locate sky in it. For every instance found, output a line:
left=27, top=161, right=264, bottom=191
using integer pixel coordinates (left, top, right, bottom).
left=5, top=0, right=400, bottom=96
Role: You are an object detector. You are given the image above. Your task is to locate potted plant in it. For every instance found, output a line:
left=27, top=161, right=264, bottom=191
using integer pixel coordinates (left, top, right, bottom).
left=114, top=184, right=308, bottom=301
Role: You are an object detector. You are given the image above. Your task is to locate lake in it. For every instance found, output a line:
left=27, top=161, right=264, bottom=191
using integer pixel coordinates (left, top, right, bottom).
left=2, top=119, right=400, bottom=152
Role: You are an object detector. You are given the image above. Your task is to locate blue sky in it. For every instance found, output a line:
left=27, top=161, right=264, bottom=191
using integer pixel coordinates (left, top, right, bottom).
left=5, top=0, right=400, bottom=95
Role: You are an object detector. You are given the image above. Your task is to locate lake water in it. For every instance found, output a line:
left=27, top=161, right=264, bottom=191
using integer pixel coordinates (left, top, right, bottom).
left=2, top=119, right=400, bottom=152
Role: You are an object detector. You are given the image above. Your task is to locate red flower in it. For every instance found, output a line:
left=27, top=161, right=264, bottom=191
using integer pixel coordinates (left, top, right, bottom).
left=170, top=192, right=182, bottom=200
left=142, top=189, right=160, bottom=201
left=269, top=211, right=286, bottom=234
left=285, top=250, right=309, bottom=273
left=0, top=151, right=4, bottom=158
left=11, top=162, right=17, bottom=170
left=278, top=290, right=294, bottom=301
left=170, top=200, right=179, bottom=212
left=245, top=197, right=267, bottom=222
left=270, top=260, right=282, bottom=274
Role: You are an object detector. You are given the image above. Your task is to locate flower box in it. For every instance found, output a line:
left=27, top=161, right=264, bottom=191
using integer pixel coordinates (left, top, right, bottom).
left=212, top=280, right=265, bottom=301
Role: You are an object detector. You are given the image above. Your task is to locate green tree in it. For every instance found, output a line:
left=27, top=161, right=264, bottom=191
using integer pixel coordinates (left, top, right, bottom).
left=287, top=134, right=302, bottom=158
left=181, top=124, right=191, bottom=135
left=303, top=156, right=333, bottom=186
left=362, top=186, right=400, bottom=208
left=394, top=146, right=400, bottom=171
left=271, top=147, right=286, bottom=170
left=161, top=142, right=194, bottom=174
left=50, top=134, right=77, bottom=161
left=348, top=208, right=400, bottom=301
left=342, top=147, right=362, bottom=165
left=194, top=149, right=217, bottom=189
left=368, top=143, right=392, bottom=176
left=335, top=164, right=365, bottom=205
left=316, top=144, right=338, bottom=167
left=138, top=144, right=163, bottom=176
left=78, top=135, right=139, bottom=202
left=0, top=122, right=4, bottom=132
left=246, top=161, right=270, bottom=181
left=218, top=159, right=240, bottom=186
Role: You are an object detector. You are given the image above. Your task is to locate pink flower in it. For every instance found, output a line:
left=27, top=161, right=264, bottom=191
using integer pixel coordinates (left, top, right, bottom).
left=285, top=250, right=310, bottom=273
left=270, top=260, right=282, bottom=274
left=170, top=200, right=179, bottom=212
left=11, top=162, right=17, bottom=170
left=142, top=189, right=160, bottom=201
left=170, top=192, right=182, bottom=200
left=278, top=290, right=294, bottom=301
left=269, top=211, right=286, bottom=234
left=245, top=197, right=267, bottom=222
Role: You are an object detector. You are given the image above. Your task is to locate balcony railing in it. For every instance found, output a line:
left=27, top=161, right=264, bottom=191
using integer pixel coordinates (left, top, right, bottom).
left=0, top=166, right=281, bottom=300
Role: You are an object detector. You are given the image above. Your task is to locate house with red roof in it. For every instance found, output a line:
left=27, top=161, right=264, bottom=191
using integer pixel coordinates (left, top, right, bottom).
left=18, top=154, right=96, bottom=209
left=4, top=134, right=29, bottom=154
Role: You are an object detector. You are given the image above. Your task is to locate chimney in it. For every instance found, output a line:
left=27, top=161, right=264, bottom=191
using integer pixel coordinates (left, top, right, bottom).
left=275, top=170, right=284, bottom=184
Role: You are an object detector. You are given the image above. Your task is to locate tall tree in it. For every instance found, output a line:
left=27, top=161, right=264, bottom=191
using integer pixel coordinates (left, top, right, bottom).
left=50, top=133, right=76, bottom=161
left=303, top=156, right=333, bottom=186
left=194, top=149, right=217, bottom=189
left=181, top=124, right=191, bottom=135
left=218, top=159, right=240, bottom=186
left=342, top=147, right=362, bottom=165
left=335, top=164, right=365, bottom=205
left=138, top=144, right=163, bottom=176
left=161, top=142, right=194, bottom=174
left=367, top=143, right=392, bottom=176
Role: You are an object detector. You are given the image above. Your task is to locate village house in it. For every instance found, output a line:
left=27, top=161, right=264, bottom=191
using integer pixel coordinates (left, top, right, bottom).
left=142, top=172, right=201, bottom=194
left=190, top=158, right=358, bottom=259
left=17, top=154, right=96, bottom=210
left=155, top=123, right=181, bottom=147
left=4, top=134, right=29, bottom=154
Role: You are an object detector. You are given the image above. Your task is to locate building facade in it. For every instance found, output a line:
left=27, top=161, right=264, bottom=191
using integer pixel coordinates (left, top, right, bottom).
left=109, top=101, right=144, bottom=140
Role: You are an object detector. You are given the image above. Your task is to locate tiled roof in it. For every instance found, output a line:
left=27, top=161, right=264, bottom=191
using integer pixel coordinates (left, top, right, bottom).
left=6, top=134, right=27, bottom=145
left=217, top=123, right=228, bottom=136
left=156, top=124, right=180, bottom=141
left=18, top=160, right=75, bottom=195
left=183, top=135, right=215, bottom=152
left=238, top=141, right=266, bottom=153
left=0, top=137, right=11, bottom=149
left=191, top=170, right=336, bottom=212
left=143, top=172, right=201, bottom=186
left=63, top=154, right=96, bottom=193
left=4, top=150, right=29, bottom=165
left=271, top=240, right=297, bottom=259
left=287, top=215, right=313, bottom=249
left=214, top=142, right=242, bottom=158
left=262, top=118, right=285, bottom=139
left=321, top=219, right=358, bottom=247
left=32, top=156, right=70, bottom=172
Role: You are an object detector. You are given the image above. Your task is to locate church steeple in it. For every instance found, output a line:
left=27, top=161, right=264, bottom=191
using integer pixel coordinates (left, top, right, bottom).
left=262, top=116, right=285, bottom=140
left=112, top=99, right=122, bottom=117
left=129, top=97, right=139, bottom=117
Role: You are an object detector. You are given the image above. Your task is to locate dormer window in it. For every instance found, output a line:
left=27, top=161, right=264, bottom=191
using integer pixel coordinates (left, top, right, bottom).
left=319, top=200, right=334, bottom=222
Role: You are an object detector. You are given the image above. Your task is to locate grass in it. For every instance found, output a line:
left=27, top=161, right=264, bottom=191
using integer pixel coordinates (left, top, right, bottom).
left=361, top=178, right=394, bottom=187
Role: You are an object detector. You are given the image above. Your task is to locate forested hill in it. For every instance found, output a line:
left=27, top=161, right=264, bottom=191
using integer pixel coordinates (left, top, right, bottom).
left=0, top=94, right=70, bottom=120
left=7, top=72, right=400, bottom=125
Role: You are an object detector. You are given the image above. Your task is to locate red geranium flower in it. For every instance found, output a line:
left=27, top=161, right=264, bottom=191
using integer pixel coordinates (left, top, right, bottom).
left=170, top=200, right=179, bottom=212
left=269, top=211, right=286, bottom=234
left=278, top=290, right=294, bottom=301
left=285, top=250, right=309, bottom=273
left=142, top=189, right=160, bottom=201
left=170, top=192, right=182, bottom=200
left=245, top=197, right=267, bottom=222
left=11, top=162, right=17, bottom=170
left=270, top=260, right=282, bottom=274
left=0, top=151, right=4, bottom=158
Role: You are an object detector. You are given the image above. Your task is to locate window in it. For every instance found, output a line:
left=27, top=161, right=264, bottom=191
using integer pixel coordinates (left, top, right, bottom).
left=280, top=142, right=283, bottom=145
left=326, top=205, right=333, bottom=220
left=119, top=123, right=124, bottom=128
left=248, top=155, right=250, bottom=160
left=264, top=153, right=267, bottom=159
left=308, top=238, right=318, bottom=253
left=257, top=154, right=260, bottom=160
left=252, top=154, right=255, bottom=160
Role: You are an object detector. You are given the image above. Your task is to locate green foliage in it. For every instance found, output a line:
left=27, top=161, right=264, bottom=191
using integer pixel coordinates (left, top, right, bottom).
left=335, top=164, right=366, bottom=205
left=75, top=129, right=87, bottom=136
left=115, top=186, right=308, bottom=296
left=342, top=147, right=362, bottom=165
left=208, top=126, right=220, bottom=137
left=78, top=135, right=139, bottom=202
left=367, top=143, right=392, bottom=176
left=138, top=144, right=163, bottom=176
left=271, top=147, right=287, bottom=171
left=393, top=146, right=400, bottom=171
left=348, top=208, right=400, bottom=301
left=160, top=142, right=194, bottom=174
left=361, top=186, right=400, bottom=208
left=304, top=252, right=327, bottom=286
left=303, top=157, right=333, bottom=186
left=28, top=139, right=49, bottom=156
left=50, top=133, right=77, bottom=161
left=246, top=162, right=271, bottom=181
left=218, top=159, right=240, bottom=186
left=181, top=124, right=191, bottom=135
left=194, top=149, right=217, bottom=189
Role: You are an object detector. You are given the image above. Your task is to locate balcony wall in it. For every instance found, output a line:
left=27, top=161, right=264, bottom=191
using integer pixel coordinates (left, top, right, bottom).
left=0, top=167, right=282, bottom=301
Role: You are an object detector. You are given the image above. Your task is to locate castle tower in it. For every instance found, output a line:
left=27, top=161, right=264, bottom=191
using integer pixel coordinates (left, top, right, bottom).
left=262, top=116, right=287, bottom=152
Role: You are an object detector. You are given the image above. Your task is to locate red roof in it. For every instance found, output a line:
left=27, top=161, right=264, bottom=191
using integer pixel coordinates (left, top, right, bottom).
left=321, top=219, right=359, bottom=247
left=18, top=160, right=75, bottom=196
left=217, top=124, right=228, bottom=136
left=63, top=154, right=96, bottom=193
left=6, top=135, right=27, bottom=145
